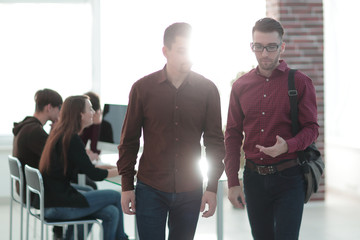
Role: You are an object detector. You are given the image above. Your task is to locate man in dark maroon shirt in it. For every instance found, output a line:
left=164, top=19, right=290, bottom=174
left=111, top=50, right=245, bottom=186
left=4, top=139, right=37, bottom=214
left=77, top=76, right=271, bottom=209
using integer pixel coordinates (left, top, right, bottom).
left=224, top=18, right=319, bottom=240
left=117, top=22, right=225, bottom=240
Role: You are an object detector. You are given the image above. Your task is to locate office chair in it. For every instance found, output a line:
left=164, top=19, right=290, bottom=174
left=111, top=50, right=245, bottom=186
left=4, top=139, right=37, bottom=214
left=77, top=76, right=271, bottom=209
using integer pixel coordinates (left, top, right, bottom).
left=8, top=155, right=25, bottom=240
left=24, top=165, right=103, bottom=240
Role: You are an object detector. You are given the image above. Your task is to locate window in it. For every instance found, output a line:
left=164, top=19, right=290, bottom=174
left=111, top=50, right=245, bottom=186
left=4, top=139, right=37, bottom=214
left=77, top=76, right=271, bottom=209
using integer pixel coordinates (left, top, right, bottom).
left=0, top=0, right=266, bottom=137
left=0, top=1, right=92, bottom=135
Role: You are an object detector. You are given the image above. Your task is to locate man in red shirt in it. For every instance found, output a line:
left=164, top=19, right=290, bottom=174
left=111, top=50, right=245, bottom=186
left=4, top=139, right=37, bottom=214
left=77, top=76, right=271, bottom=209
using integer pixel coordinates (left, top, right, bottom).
left=117, top=22, right=225, bottom=240
left=225, top=18, right=319, bottom=240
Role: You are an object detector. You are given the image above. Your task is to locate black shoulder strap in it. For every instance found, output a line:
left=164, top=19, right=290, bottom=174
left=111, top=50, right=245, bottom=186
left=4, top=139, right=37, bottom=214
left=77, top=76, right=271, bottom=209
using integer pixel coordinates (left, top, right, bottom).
left=287, top=69, right=306, bottom=163
left=288, top=69, right=298, bottom=136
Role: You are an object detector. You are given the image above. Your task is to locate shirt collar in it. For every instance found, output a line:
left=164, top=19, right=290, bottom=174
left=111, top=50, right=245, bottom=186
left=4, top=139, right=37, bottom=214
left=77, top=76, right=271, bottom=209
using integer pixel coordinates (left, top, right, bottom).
left=157, top=65, right=168, bottom=83
left=276, top=60, right=288, bottom=72
left=157, top=64, right=194, bottom=86
left=255, top=60, right=288, bottom=77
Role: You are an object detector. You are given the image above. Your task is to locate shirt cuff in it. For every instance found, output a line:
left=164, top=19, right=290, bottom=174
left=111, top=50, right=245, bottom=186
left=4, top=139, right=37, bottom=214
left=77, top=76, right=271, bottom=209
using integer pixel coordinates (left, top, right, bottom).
left=121, top=176, right=135, bottom=191
left=227, top=176, right=241, bottom=189
left=286, top=138, right=297, bottom=153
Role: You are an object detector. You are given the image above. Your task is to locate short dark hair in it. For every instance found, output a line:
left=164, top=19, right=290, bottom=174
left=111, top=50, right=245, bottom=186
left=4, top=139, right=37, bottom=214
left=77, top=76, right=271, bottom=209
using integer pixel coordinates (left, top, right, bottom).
left=163, top=22, right=192, bottom=49
left=252, top=17, right=284, bottom=39
left=84, top=91, right=100, bottom=111
left=34, top=88, right=63, bottom=112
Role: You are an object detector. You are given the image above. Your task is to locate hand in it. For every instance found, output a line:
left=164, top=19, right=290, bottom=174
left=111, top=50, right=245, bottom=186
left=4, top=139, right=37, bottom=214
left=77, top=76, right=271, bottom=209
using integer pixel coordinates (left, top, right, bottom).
left=50, top=119, right=58, bottom=130
left=106, top=168, right=119, bottom=178
left=93, top=110, right=102, bottom=124
left=200, top=191, right=217, bottom=218
left=256, top=135, right=288, bottom=158
left=86, top=149, right=99, bottom=161
left=228, top=185, right=245, bottom=209
left=121, top=190, right=136, bottom=215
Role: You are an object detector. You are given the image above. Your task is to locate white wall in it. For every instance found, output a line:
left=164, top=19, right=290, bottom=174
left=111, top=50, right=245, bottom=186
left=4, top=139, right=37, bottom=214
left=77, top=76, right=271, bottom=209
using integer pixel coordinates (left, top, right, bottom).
left=0, top=136, right=13, bottom=201
left=324, top=0, right=360, bottom=197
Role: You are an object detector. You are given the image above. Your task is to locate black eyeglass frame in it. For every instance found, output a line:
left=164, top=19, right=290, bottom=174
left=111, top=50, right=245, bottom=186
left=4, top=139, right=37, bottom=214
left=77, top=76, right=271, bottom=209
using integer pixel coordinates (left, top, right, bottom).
left=251, top=42, right=282, bottom=52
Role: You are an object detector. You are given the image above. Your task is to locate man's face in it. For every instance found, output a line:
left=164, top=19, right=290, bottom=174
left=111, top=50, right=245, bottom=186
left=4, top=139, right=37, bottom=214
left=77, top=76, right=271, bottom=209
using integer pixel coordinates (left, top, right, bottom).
left=163, top=36, right=192, bottom=74
left=252, top=31, right=285, bottom=73
left=48, top=105, right=61, bottom=123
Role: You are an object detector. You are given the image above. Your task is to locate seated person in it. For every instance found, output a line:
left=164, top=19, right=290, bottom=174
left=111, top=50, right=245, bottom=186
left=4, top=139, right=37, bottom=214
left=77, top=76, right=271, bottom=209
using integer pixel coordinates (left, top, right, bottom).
left=12, top=88, right=64, bottom=240
left=80, top=91, right=102, bottom=160
left=77, top=91, right=102, bottom=190
left=39, top=95, right=128, bottom=240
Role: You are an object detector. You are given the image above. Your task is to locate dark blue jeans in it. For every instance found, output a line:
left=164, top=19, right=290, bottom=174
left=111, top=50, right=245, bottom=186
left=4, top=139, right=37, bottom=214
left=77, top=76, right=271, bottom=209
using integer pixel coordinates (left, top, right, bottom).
left=135, top=180, right=202, bottom=240
left=45, top=189, right=128, bottom=240
left=243, top=166, right=305, bottom=240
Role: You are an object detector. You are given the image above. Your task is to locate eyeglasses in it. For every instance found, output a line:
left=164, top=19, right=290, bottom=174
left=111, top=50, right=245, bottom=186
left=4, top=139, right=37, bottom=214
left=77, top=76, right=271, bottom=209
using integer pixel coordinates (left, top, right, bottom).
left=251, top=43, right=281, bottom=52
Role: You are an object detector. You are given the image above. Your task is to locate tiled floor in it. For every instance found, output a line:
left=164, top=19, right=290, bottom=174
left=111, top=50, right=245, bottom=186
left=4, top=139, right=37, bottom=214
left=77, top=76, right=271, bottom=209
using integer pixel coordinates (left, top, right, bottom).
left=3, top=187, right=360, bottom=240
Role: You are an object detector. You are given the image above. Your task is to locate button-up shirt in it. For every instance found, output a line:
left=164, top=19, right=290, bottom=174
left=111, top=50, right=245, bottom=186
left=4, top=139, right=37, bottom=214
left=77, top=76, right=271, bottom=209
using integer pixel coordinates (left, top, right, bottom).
left=117, top=66, right=225, bottom=193
left=224, top=60, right=319, bottom=188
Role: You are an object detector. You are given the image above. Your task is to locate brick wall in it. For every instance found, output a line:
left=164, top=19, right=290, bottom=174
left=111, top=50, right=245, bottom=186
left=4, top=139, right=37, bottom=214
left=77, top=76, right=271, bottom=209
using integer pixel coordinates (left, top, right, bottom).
left=266, top=0, right=325, bottom=201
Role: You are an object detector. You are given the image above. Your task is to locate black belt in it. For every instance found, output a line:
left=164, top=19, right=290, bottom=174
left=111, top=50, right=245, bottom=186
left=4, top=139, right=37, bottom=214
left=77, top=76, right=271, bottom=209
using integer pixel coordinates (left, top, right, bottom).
left=246, top=159, right=300, bottom=175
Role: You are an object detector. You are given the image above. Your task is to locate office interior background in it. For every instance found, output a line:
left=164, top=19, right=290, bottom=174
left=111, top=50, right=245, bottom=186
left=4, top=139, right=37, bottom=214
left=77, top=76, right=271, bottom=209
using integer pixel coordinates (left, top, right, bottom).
left=1, top=0, right=360, bottom=239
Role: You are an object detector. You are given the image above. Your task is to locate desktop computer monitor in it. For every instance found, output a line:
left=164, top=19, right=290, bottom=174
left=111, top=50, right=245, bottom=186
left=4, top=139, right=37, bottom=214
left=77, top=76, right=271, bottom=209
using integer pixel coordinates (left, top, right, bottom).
left=97, top=103, right=127, bottom=153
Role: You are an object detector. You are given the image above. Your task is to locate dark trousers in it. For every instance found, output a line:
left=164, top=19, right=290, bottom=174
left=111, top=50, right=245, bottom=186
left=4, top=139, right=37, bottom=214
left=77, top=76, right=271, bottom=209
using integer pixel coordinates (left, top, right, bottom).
left=135, top=180, right=202, bottom=240
left=243, top=166, right=305, bottom=240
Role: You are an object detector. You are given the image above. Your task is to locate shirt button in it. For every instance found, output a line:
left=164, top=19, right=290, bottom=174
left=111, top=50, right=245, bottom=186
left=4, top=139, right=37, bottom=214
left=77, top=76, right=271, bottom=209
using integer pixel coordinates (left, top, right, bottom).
left=262, top=112, right=265, bottom=115
left=175, top=122, right=178, bottom=125
left=175, top=106, right=179, bottom=109
left=266, top=79, right=269, bottom=82
left=264, top=94, right=267, bottom=98
left=261, top=129, right=264, bottom=132
left=175, top=138, right=179, bottom=141
left=260, top=158, right=263, bottom=160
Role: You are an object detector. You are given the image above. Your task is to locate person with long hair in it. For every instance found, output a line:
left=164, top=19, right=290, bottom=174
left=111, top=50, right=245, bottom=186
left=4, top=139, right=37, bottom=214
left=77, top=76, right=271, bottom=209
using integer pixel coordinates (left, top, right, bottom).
left=39, top=95, right=128, bottom=240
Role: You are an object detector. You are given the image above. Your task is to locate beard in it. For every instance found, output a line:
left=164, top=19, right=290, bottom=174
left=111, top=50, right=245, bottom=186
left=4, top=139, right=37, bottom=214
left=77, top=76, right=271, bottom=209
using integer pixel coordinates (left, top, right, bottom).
left=258, top=58, right=279, bottom=71
left=257, top=51, right=281, bottom=72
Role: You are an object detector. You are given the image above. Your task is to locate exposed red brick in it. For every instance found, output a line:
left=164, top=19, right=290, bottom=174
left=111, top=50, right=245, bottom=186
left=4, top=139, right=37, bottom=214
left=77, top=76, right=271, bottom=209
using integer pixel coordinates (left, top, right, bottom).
left=268, top=0, right=325, bottom=201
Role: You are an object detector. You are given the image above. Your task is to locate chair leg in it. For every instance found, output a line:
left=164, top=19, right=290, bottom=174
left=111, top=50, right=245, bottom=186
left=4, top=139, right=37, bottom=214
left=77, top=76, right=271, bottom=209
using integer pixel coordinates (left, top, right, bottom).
left=98, top=221, right=104, bottom=240
left=26, top=207, right=30, bottom=240
left=41, top=221, right=44, bottom=240
left=34, top=213, right=37, bottom=239
left=9, top=197, right=12, bottom=240
left=20, top=202, right=23, bottom=240
left=84, top=224, right=88, bottom=240
left=74, top=224, right=78, bottom=240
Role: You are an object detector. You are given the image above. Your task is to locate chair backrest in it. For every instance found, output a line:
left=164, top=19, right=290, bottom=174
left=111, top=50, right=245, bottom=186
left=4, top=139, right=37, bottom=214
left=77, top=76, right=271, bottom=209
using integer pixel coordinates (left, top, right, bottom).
left=8, top=155, right=22, bottom=179
left=8, top=155, right=24, bottom=201
left=24, top=165, right=42, bottom=195
left=24, top=165, right=44, bottom=219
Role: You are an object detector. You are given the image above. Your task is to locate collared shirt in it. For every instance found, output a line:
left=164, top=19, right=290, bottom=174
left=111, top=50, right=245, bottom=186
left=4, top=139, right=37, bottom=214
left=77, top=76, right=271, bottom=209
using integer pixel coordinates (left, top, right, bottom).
left=117, top=66, right=225, bottom=193
left=224, top=60, right=319, bottom=188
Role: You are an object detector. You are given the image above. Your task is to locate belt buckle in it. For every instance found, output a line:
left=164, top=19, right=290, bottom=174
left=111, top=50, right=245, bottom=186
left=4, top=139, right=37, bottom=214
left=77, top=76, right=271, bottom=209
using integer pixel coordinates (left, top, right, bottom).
left=256, top=165, right=276, bottom=175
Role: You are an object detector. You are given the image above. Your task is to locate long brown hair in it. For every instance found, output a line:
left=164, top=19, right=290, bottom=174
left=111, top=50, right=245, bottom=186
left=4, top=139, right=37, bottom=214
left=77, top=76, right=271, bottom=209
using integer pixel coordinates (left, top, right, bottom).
left=39, top=95, right=89, bottom=175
